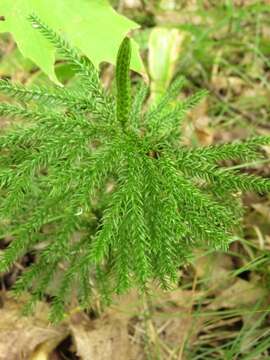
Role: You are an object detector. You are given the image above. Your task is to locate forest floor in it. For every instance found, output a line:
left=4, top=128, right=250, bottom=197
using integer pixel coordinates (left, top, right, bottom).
left=1, top=1, right=270, bottom=359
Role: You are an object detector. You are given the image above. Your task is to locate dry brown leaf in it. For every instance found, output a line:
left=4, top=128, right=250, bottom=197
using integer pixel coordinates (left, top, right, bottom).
left=157, top=315, right=193, bottom=348
left=145, top=288, right=202, bottom=352
left=211, top=76, right=245, bottom=95
left=151, top=288, right=198, bottom=309
left=70, top=311, right=131, bottom=360
left=156, top=6, right=211, bottom=27
left=262, top=25, right=270, bottom=38
left=194, top=120, right=214, bottom=145
left=194, top=251, right=234, bottom=289
left=233, top=0, right=262, bottom=5
left=31, top=347, right=60, bottom=360
left=122, top=0, right=142, bottom=9
left=0, top=293, right=68, bottom=360
left=112, top=289, right=145, bottom=317
left=208, top=278, right=266, bottom=310
left=252, top=203, right=270, bottom=221
left=187, top=97, right=214, bottom=146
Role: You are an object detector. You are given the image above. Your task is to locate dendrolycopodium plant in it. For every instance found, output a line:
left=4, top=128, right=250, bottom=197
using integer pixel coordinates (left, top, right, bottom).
left=1, top=15, right=270, bottom=322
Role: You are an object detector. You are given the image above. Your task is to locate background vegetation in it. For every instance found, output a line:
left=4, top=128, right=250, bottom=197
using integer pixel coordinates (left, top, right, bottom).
left=0, top=0, right=270, bottom=359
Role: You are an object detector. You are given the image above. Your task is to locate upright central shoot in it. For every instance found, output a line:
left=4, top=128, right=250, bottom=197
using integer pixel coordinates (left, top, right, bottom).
left=116, top=37, right=132, bottom=130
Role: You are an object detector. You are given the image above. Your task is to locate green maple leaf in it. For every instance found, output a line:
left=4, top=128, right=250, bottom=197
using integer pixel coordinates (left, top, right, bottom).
left=0, top=0, right=144, bottom=83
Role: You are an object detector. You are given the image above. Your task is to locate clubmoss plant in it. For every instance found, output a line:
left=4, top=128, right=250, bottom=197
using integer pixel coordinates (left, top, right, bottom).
left=0, top=15, right=270, bottom=321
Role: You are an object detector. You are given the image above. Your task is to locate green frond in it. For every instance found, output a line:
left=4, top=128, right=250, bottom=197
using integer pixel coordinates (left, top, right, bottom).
left=0, top=205, right=53, bottom=272
left=49, top=237, right=90, bottom=322
left=0, top=128, right=91, bottom=217
left=21, top=261, right=58, bottom=316
left=130, top=80, right=149, bottom=125
left=28, top=14, right=114, bottom=119
left=146, top=76, right=186, bottom=122
left=143, top=158, right=186, bottom=287
left=0, top=102, right=56, bottom=122
left=28, top=14, right=99, bottom=90
left=148, top=89, right=208, bottom=139
left=121, top=152, right=151, bottom=288
left=89, top=186, right=125, bottom=264
left=158, top=154, right=235, bottom=249
left=180, top=135, right=270, bottom=164
left=95, top=265, right=113, bottom=305
left=177, top=153, right=270, bottom=194
left=0, top=79, right=91, bottom=110
left=209, top=168, right=270, bottom=194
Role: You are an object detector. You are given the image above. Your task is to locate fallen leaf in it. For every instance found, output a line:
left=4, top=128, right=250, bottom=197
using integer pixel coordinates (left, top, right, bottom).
left=194, top=117, right=214, bottom=146
left=0, top=293, right=67, bottom=360
left=194, top=251, right=234, bottom=289
left=123, top=0, right=142, bottom=9
left=208, top=278, right=266, bottom=310
left=252, top=203, right=270, bottom=222
left=188, top=97, right=214, bottom=146
left=70, top=311, right=131, bottom=360
left=211, top=76, right=245, bottom=95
